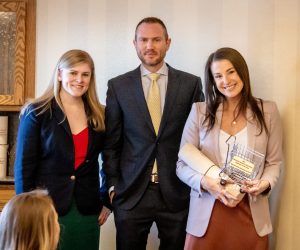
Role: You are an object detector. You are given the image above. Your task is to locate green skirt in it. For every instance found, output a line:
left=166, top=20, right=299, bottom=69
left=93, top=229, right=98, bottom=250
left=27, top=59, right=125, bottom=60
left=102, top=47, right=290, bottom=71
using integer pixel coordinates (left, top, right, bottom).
left=58, top=200, right=100, bottom=250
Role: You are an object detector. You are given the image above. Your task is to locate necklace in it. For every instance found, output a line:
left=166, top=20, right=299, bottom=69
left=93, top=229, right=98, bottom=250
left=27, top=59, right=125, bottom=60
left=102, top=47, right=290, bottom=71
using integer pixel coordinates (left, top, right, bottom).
left=231, top=120, right=237, bottom=126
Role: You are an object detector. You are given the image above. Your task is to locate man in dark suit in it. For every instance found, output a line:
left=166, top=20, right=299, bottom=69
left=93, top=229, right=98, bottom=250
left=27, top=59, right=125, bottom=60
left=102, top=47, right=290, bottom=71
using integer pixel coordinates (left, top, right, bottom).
left=103, top=17, right=204, bottom=250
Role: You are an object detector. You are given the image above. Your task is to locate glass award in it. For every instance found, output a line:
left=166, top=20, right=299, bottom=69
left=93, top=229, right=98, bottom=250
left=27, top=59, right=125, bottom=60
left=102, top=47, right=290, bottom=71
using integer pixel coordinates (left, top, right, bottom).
left=221, top=141, right=265, bottom=184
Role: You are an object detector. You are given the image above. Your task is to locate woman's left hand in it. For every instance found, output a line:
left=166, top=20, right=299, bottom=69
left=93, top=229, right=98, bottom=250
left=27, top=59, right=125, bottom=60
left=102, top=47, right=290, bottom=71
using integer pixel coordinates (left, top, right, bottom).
left=98, top=206, right=111, bottom=225
left=240, top=179, right=270, bottom=196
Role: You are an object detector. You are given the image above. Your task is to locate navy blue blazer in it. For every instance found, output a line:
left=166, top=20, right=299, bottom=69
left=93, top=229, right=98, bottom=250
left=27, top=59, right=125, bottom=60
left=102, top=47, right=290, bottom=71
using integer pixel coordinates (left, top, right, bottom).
left=14, top=100, right=110, bottom=216
left=103, top=65, right=204, bottom=212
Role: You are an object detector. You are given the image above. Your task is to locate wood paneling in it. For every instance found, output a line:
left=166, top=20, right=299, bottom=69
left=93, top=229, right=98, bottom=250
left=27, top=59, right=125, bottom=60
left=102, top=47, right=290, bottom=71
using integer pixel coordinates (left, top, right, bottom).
left=0, top=2, right=25, bottom=105
left=0, top=185, right=15, bottom=212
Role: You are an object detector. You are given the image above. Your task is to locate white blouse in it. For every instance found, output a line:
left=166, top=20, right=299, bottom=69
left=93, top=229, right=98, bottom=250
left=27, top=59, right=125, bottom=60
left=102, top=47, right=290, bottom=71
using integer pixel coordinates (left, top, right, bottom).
left=219, top=127, right=247, bottom=167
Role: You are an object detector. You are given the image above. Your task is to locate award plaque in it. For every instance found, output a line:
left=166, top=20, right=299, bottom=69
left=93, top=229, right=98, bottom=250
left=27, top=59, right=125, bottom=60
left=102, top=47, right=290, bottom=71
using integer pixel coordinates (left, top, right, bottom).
left=222, top=143, right=265, bottom=184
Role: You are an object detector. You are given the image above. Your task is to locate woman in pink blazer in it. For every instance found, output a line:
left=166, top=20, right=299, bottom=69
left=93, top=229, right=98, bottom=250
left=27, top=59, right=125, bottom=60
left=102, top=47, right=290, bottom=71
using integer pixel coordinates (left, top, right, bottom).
left=176, top=47, right=283, bottom=250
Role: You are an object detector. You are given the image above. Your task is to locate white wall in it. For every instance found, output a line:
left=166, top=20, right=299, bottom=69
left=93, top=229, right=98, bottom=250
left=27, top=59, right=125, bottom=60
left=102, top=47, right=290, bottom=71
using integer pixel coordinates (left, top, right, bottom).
left=36, top=0, right=300, bottom=249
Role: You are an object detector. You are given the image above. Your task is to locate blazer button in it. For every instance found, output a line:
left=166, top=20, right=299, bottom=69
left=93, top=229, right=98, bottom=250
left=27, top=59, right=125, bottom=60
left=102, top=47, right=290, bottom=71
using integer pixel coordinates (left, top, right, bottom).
left=86, top=159, right=89, bottom=163
left=70, top=175, right=76, bottom=181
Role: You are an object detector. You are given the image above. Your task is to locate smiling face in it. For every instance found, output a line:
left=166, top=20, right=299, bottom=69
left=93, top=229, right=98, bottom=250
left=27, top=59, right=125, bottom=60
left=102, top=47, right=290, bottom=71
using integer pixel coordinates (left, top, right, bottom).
left=211, top=59, right=244, bottom=102
left=134, top=22, right=171, bottom=72
left=58, top=63, right=91, bottom=98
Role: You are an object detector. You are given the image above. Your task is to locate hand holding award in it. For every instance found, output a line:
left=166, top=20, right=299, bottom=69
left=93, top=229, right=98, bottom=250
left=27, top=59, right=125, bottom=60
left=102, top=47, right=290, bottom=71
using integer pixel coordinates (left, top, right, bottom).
left=178, top=143, right=244, bottom=206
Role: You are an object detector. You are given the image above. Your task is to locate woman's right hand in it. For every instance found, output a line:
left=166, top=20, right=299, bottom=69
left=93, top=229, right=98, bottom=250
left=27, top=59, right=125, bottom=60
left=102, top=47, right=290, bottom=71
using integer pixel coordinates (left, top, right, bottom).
left=201, top=175, right=240, bottom=208
left=98, top=206, right=111, bottom=225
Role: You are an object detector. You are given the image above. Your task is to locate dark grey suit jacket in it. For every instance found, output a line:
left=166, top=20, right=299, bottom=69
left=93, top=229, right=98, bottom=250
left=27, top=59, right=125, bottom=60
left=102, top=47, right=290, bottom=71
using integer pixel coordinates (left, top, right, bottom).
left=103, top=65, right=204, bottom=211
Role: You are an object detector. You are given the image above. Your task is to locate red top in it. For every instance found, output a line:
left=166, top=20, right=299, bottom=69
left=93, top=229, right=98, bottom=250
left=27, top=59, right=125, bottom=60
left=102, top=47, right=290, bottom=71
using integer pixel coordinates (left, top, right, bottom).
left=72, top=127, right=89, bottom=170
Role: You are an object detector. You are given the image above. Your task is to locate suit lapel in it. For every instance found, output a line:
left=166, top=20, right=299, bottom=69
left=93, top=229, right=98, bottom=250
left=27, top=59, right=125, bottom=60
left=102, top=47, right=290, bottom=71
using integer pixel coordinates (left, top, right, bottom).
left=130, top=67, right=155, bottom=133
left=158, top=66, right=180, bottom=137
left=129, top=65, right=182, bottom=135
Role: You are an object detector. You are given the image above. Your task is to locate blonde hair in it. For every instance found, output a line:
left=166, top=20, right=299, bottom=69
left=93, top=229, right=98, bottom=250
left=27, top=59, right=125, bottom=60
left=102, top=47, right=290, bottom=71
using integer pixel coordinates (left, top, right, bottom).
left=0, top=190, right=59, bottom=250
left=22, top=49, right=105, bottom=131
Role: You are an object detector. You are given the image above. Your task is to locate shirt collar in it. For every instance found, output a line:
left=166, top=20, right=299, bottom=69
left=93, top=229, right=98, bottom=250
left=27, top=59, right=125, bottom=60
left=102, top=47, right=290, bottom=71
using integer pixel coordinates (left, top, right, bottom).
left=140, top=62, right=168, bottom=77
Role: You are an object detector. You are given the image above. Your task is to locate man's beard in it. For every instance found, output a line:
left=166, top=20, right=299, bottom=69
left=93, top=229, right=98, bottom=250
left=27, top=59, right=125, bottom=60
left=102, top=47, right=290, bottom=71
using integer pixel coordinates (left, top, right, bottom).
left=138, top=53, right=164, bottom=67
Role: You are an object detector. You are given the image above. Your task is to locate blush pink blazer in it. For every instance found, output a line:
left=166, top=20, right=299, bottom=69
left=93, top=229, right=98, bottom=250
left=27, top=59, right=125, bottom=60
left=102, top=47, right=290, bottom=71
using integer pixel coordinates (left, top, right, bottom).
left=176, top=101, right=283, bottom=237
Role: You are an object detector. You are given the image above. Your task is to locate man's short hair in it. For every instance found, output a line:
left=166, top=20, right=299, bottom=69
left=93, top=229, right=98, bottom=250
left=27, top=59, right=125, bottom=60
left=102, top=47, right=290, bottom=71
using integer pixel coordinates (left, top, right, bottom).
left=135, top=17, right=169, bottom=40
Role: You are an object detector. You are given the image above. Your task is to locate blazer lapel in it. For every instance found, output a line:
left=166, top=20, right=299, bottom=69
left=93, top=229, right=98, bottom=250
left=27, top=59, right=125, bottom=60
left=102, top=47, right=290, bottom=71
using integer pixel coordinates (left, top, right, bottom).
left=214, top=104, right=258, bottom=166
left=214, top=104, right=223, bottom=166
left=246, top=106, right=257, bottom=150
left=158, top=66, right=180, bottom=136
left=87, top=126, right=93, bottom=156
left=130, top=67, right=155, bottom=133
left=212, top=104, right=259, bottom=169
left=52, top=100, right=72, bottom=138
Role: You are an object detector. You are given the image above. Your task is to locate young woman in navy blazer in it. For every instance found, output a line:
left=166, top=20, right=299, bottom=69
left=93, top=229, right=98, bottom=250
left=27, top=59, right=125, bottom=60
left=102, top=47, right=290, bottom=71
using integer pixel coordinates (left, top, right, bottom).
left=14, top=49, right=111, bottom=250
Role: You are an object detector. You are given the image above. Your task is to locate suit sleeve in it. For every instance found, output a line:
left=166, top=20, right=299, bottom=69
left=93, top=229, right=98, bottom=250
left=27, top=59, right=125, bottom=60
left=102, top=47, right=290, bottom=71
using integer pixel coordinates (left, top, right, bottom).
left=14, top=107, right=40, bottom=194
left=192, top=77, right=205, bottom=103
left=102, top=81, right=123, bottom=189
